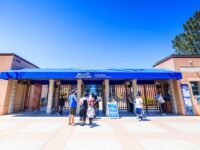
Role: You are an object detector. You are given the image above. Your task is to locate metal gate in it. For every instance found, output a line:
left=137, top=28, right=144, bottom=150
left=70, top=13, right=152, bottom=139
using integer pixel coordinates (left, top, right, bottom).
left=137, top=84, right=159, bottom=112
left=60, top=84, right=76, bottom=110
left=114, top=84, right=127, bottom=110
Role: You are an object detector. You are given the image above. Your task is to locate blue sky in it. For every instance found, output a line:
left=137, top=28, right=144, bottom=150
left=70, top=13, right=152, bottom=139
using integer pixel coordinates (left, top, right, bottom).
left=0, top=0, right=199, bottom=68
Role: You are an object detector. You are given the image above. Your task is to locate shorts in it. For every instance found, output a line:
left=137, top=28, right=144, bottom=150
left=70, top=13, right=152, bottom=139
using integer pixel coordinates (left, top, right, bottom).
left=136, top=108, right=142, bottom=115
left=69, top=107, right=76, bottom=115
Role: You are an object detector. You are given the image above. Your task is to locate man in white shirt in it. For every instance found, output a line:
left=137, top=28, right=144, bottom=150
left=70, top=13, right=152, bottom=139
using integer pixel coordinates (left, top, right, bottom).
left=135, top=92, right=143, bottom=120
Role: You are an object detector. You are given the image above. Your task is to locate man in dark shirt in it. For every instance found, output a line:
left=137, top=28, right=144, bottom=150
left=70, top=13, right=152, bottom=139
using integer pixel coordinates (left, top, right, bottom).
left=58, top=95, right=65, bottom=115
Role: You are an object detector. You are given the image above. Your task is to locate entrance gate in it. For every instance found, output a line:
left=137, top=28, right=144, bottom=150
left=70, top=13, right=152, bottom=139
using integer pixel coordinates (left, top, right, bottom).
left=137, top=84, right=159, bottom=112
left=60, top=84, right=76, bottom=110
left=110, top=84, right=127, bottom=110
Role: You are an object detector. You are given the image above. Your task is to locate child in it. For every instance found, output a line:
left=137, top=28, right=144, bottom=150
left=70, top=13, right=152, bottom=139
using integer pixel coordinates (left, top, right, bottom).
left=87, top=102, right=95, bottom=128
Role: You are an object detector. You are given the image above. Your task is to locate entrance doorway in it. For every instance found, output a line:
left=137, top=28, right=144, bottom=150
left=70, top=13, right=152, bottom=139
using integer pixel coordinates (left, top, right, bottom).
left=138, top=84, right=159, bottom=113
left=83, top=84, right=103, bottom=112
left=59, top=84, right=76, bottom=110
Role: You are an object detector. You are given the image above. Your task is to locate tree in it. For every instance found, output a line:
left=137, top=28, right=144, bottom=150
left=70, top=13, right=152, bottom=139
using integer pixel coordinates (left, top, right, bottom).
left=172, top=11, right=200, bottom=55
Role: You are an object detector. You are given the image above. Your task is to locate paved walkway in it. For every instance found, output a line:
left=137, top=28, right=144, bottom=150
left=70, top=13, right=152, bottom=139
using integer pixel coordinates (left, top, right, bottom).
left=0, top=113, right=200, bottom=150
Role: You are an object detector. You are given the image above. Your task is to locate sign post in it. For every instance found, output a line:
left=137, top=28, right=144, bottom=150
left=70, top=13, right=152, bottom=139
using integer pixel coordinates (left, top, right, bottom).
left=181, top=84, right=193, bottom=115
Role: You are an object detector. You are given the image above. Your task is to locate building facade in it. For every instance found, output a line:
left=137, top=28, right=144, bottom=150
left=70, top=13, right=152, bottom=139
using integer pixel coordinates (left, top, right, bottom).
left=3, top=53, right=198, bottom=116
left=154, top=54, right=200, bottom=115
left=0, top=53, right=38, bottom=115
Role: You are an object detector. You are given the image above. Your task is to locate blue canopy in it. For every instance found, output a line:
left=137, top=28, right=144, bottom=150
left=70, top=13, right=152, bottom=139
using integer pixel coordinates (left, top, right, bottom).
left=0, top=68, right=182, bottom=80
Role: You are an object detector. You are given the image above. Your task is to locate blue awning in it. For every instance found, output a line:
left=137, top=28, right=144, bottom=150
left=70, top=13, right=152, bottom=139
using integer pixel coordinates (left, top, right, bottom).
left=0, top=68, right=182, bottom=80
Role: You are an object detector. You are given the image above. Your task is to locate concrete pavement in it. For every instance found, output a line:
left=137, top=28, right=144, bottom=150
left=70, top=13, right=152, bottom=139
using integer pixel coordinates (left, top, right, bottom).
left=0, top=113, right=200, bottom=150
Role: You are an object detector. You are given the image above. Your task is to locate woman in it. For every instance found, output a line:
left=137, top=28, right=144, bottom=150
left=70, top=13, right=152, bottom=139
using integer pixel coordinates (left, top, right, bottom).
left=79, top=93, right=88, bottom=126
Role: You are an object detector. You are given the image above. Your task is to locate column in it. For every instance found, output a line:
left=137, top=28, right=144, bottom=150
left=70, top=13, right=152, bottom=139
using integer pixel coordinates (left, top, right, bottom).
left=105, top=79, right=109, bottom=101
left=8, top=80, right=18, bottom=114
left=21, top=82, right=28, bottom=111
left=104, top=79, right=109, bottom=116
left=46, top=80, right=55, bottom=114
left=125, top=81, right=131, bottom=96
left=29, top=85, right=35, bottom=111
left=54, top=81, right=61, bottom=112
left=168, top=80, right=178, bottom=114
left=131, top=80, right=137, bottom=98
left=76, top=79, right=82, bottom=113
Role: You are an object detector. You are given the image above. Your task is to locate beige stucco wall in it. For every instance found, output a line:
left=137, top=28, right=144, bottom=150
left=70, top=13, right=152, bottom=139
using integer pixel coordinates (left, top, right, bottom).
left=173, top=58, right=200, bottom=115
left=172, top=80, right=185, bottom=115
left=0, top=55, right=13, bottom=115
left=154, top=59, right=175, bottom=71
left=0, top=54, right=38, bottom=115
left=173, top=58, right=200, bottom=71
left=14, top=83, right=25, bottom=112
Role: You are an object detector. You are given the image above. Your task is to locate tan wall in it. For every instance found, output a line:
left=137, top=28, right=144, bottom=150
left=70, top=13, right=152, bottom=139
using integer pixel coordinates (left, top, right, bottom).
left=0, top=55, right=13, bottom=115
left=173, top=58, right=200, bottom=115
left=173, top=58, right=200, bottom=71
left=0, top=55, right=13, bottom=71
left=0, top=55, right=38, bottom=115
left=154, top=59, right=175, bottom=71
left=173, top=80, right=185, bottom=115
left=14, top=83, right=25, bottom=112
left=0, top=80, right=10, bottom=114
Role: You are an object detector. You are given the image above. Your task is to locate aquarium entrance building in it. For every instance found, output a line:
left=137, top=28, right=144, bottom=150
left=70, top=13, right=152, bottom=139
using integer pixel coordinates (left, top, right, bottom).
left=0, top=56, right=182, bottom=116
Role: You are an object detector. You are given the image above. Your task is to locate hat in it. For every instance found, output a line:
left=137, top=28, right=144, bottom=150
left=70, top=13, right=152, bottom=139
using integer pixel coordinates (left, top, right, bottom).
left=136, top=91, right=141, bottom=96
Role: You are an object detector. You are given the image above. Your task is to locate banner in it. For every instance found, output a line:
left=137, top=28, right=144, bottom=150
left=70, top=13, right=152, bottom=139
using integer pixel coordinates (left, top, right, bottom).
left=181, top=84, right=193, bottom=115
left=107, top=102, right=119, bottom=119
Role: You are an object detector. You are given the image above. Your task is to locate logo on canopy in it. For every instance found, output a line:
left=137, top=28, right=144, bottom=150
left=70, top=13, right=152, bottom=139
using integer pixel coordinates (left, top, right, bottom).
left=76, top=72, right=92, bottom=79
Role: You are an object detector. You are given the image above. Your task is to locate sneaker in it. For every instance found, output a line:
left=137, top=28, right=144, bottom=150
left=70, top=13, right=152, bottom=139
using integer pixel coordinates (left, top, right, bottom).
left=80, top=122, right=84, bottom=126
left=161, top=113, right=166, bottom=116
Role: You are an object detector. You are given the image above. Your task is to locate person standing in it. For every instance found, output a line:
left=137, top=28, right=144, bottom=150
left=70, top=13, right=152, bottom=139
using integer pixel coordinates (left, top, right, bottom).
left=95, top=97, right=100, bottom=113
left=87, top=102, right=95, bottom=128
left=68, top=89, right=77, bottom=126
left=79, top=93, right=88, bottom=126
left=58, top=95, right=65, bottom=115
left=127, top=95, right=133, bottom=113
left=135, top=92, right=143, bottom=120
left=88, top=93, right=95, bottom=108
left=156, top=92, right=166, bottom=115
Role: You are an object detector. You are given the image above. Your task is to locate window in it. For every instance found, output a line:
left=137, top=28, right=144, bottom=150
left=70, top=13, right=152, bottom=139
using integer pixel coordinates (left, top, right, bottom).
left=190, top=81, right=200, bottom=96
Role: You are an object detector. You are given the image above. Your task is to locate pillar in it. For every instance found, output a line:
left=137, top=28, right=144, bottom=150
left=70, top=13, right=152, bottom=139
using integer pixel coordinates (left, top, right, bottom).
left=54, top=81, right=61, bottom=112
left=131, top=80, right=137, bottom=98
left=21, top=82, right=28, bottom=111
left=46, top=80, right=55, bottom=114
left=168, top=80, right=178, bottom=114
left=104, top=79, right=109, bottom=116
left=125, top=81, right=131, bottom=96
left=29, top=85, right=35, bottom=111
left=8, top=80, right=18, bottom=114
left=105, top=79, right=109, bottom=101
left=76, top=79, right=82, bottom=113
